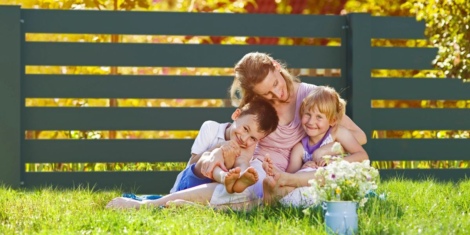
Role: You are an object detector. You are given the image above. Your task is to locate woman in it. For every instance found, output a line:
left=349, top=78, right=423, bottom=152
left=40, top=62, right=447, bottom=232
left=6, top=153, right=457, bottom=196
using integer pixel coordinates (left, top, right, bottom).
left=106, top=52, right=366, bottom=209
left=200, top=52, right=366, bottom=206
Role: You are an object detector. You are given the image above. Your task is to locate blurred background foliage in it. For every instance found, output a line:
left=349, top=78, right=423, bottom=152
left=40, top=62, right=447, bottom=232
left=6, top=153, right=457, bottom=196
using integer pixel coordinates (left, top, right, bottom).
left=3, top=0, right=468, bottom=171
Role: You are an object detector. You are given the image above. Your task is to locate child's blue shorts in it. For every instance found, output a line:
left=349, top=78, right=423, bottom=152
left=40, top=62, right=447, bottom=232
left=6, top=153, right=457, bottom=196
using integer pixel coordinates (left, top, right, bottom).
left=176, top=163, right=213, bottom=192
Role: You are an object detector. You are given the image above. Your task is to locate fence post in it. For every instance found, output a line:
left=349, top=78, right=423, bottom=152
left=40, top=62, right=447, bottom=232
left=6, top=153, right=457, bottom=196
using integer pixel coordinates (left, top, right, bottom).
left=0, top=5, right=22, bottom=188
left=345, top=13, right=373, bottom=150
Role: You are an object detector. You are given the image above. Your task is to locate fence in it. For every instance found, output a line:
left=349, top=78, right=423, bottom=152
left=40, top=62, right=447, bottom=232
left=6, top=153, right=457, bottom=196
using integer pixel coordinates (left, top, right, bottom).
left=0, top=5, right=469, bottom=193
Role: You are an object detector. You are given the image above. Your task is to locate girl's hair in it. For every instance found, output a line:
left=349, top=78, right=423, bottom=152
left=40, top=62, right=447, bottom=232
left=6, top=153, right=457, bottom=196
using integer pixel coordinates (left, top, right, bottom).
left=230, top=52, right=300, bottom=107
left=300, top=86, right=347, bottom=125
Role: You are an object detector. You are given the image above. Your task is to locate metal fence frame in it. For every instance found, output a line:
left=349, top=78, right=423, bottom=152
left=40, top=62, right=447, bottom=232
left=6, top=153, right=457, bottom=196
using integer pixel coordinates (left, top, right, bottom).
left=0, top=5, right=469, bottom=193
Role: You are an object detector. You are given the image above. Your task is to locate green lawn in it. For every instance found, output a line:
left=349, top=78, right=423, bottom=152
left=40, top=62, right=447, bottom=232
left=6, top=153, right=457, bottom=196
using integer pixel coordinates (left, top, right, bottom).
left=1, top=178, right=469, bottom=234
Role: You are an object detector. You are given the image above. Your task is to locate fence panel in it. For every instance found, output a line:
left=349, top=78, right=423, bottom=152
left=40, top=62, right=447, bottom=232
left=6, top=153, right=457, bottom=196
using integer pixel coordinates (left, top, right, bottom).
left=17, top=9, right=348, bottom=193
left=362, top=15, right=470, bottom=181
left=25, top=43, right=343, bottom=68
left=24, top=107, right=234, bottom=130
left=371, top=78, right=470, bottom=100
left=23, top=172, right=179, bottom=193
left=0, top=6, right=468, bottom=191
left=368, top=139, right=469, bottom=161
left=370, top=16, right=427, bottom=39
left=0, top=6, right=22, bottom=187
left=22, top=9, right=345, bottom=37
left=23, top=140, right=194, bottom=163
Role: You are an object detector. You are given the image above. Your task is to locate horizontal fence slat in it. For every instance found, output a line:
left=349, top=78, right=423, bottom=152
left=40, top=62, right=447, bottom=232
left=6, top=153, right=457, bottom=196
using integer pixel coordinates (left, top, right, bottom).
left=379, top=169, right=470, bottom=182
left=371, top=16, right=426, bottom=39
left=371, top=78, right=470, bottom=100
left=302, top=77, right=347, bottom=91
left=25, top=75, right=234, bottom=99
left=22, top=9, right=345, bottom=37
left=371, top=47, right=438, bottom=70
left=24, top=140, right=194, bottom=163
left=25, top=75, right=346, bottom=99
left=371, top=109, right=470, bottom=130
left=24, top=107, right=234, bottom=130
left=23, top=171, right=179, bottom=194
left=368, top=139, right=470, bottom=161
left=24, top=42, right=344, bottom=68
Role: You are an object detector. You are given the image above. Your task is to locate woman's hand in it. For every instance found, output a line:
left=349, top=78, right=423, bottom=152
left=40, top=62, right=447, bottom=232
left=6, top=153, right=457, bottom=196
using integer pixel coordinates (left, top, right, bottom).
left=312, top=149, right=327, bottom=167
left=200, top=149, right=227, bottom=179
left=301, top=161, right=318, bottom=169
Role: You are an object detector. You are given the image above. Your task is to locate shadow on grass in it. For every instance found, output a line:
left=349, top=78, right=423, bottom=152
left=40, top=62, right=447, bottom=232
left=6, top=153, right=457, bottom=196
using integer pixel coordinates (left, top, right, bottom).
left=222, top=201, right=325, bottom=226
left=220, top=193, right=405, bottom=230
left=361, top=196, right=404, bottom=218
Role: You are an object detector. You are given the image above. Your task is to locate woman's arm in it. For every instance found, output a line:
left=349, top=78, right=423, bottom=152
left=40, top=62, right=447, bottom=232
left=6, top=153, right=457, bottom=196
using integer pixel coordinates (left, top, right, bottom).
left=199, top=149, right=227, bottom=179
left=335, top=126, right=369, bottom=163
left=312, top=142, right=334, bottom=166
left=339, top=115, right=367, bottom=145
left=277, top=129, right=368, bottom=188
left=189, top=141, right=229, bottom=165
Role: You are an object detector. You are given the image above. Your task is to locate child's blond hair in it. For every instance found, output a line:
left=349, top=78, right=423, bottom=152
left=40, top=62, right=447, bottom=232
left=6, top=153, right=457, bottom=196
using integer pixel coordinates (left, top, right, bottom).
left=300, top=86, right=346, bottom=125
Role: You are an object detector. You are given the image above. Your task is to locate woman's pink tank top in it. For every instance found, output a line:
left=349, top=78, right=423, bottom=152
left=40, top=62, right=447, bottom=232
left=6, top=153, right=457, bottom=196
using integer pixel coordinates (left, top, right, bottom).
left=255, top=82, right=316, bottom=171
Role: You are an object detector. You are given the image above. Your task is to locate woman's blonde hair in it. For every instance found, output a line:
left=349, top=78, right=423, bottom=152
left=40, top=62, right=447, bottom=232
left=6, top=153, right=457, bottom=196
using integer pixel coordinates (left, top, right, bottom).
left=300, top=86, right=347, bottom=125
left=230, top=52, right=300, bottom=107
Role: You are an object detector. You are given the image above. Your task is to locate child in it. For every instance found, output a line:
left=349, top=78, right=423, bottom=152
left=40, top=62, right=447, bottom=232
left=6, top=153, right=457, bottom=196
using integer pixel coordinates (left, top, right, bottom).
left=287, top=85, right=368, bottom=173
left=262, top=86, right=368, bottom=205
left=171, top=98, right=279, bottom=194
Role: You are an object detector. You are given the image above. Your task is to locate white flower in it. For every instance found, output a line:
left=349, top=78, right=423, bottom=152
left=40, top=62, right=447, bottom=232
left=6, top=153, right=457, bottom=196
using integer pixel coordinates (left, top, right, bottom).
left=302, top=208, right=311, bottom=215
left=331, top=142, right=343, bottom=154
left=359, top=198, right=368, bottom=207
left=322, top=155, right=332, bottom=160
left=379, top=193, right=386, bottom=200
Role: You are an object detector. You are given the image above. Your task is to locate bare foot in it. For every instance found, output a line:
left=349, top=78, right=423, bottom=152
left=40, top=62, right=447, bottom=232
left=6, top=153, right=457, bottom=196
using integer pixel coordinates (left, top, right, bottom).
left=224, top=167, right=241, bottom=193
left=262, top=155, right=274, bottom=176
left=262, top=172, right=280, bottom=205
left=221, top=140, right=240, bottom=169
left=232, top=167, right=259, bottom=193
left=269, top=164, right=289, bottom=187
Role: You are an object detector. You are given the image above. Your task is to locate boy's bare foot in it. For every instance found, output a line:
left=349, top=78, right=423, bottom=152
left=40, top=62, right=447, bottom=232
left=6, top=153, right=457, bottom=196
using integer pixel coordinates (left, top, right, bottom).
left=221, top=140, right=240, bottom=169
left=232, top=167, right=258, bottom=193
left=224, top=167, right=241, bottom=193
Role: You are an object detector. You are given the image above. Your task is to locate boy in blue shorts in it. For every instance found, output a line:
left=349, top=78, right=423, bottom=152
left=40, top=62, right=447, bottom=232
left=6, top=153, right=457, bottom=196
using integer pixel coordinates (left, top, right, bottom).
left=170, top=98, right=279, bottom=194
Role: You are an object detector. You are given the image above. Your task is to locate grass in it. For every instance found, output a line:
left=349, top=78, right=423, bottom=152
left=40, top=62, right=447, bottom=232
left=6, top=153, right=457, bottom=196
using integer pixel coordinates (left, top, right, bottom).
left=1, top=178, right=469, bottom=234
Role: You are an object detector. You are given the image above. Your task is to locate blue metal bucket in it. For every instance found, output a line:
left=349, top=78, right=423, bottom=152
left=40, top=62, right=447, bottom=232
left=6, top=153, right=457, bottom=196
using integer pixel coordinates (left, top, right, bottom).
left=324, top=201, right=358, bottom=235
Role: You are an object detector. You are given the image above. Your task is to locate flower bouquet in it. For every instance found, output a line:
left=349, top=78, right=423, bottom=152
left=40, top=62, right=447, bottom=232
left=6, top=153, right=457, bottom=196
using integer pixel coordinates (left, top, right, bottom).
left=304, top=142, right=380, bottom=234
left=306, top=142, right=380, bottom=207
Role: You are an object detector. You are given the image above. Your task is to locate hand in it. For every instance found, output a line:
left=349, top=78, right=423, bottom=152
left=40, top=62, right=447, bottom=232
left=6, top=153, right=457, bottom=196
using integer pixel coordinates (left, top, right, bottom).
left=312, top=151, right=327, bottom=167
left=220, top=140, right=241, bottom=160
left=200, top=149, right=227, bottom=179
left=301, top=161, right=318, bottom=169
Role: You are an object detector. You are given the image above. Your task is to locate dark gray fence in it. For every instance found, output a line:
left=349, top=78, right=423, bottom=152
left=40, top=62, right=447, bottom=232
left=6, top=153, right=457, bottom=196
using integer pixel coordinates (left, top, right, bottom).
left=0, top=5, right=469, bottom=193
